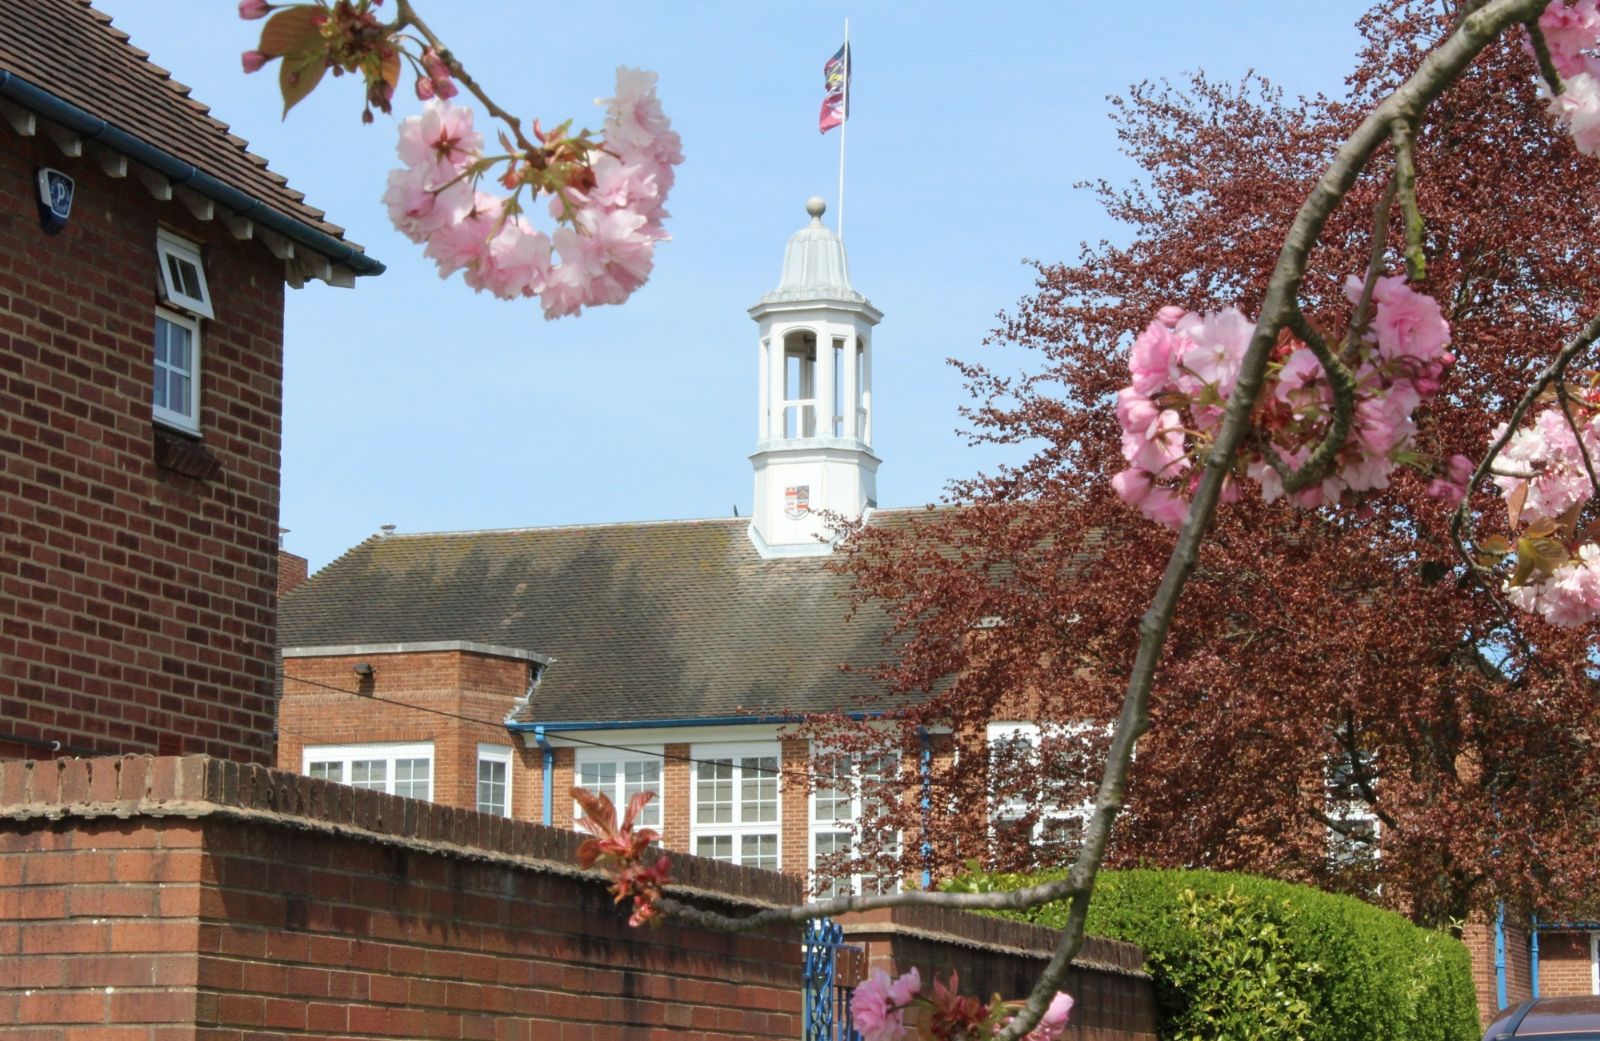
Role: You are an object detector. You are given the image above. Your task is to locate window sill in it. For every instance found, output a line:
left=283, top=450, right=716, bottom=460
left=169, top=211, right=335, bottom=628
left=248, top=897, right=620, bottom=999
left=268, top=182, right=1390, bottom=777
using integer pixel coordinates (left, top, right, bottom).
left=153, top=425, right=221, bottom=481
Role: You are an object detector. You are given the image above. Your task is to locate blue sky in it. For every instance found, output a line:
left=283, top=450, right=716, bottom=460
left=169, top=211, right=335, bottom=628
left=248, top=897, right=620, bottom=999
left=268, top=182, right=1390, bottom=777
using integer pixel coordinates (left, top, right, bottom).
left=94, top=2, right=1370, bottom=570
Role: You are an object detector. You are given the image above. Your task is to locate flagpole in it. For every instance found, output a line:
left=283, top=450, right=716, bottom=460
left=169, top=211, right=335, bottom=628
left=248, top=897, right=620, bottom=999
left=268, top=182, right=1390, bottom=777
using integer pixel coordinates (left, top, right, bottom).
left=838, top=17, right=848, bottom=242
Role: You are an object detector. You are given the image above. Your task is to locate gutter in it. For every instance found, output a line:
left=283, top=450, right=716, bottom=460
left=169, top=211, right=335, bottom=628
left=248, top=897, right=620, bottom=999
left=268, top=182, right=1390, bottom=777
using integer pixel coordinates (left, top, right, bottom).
left=506, top=711, right=878, bottom=733
left=0, top=70, right=384, bottom=277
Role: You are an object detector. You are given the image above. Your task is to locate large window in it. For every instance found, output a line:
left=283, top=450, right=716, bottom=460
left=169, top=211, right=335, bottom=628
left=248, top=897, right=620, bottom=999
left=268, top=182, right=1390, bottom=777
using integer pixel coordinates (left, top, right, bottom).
left=986, top=722, right=1093, bottom=869
left=303, top=742, right=433, bottom=801
left=690, top=742, right=780, bottom=870
left=152, top=231, right=211, bottom=434
left=477, top=743, right=512, bottom=817
left=573, top=746, right=662, bottom=828
left=810, top=749, right=899, bottom=897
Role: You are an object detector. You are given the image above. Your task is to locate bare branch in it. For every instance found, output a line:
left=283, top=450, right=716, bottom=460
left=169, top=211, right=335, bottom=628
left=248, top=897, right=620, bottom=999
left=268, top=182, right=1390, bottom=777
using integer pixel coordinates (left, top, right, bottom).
left=1345, top=174, right=1402, bottom=359
left=658, top=874, right=1085, bottom=934
left=392, top=0, right=540, bottom=155
left=1526, top=21, right=1566, bottom=96
left=1391, top=119, right=1428, bottom=281
left=1282, top=307, right=1358, bottom=493
left=1555, top=380, right=1600, bottom=499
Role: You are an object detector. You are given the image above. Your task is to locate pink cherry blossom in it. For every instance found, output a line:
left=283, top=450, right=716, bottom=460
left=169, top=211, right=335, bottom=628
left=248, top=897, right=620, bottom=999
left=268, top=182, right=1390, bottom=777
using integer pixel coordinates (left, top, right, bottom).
left=1549, top=71, right=1600, bottom=156
left=1175, top=307, right=1253, bottom=399
left=1023, top=992, right=1075, bottom=1041
left=1129, top=320, right=1185, bottom=396
left=1536, top=0, right=1600, bottom=78
left=396, top=102, right=482, bottom=181
left=238, top=0, right=270, bottom=19
left=462, top=220, right=552, bottom=300
left=1274, top=347, right=1326, bottom=408
left=382, top=165, right=472, bottom=243
left=852, top=968, right=917, bottom=1041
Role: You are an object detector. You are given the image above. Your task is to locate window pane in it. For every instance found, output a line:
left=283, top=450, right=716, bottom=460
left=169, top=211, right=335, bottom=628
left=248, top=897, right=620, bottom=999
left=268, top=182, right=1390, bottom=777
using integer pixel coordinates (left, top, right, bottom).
left=696, top=835, right=732, bottom=862
left=308, top=761, right=342, bottom=783
left=741, top=834, right=778, bottom=871
left=169, top=371, right=190, bottom=417
left=477, top=758, right=507, bottom=816
left=579, top=761, right=616, bottom=793
left=624, top=760, right=661, bottom=827
left=741, top=756, right=778, bottom=823
left=155, top=321, right=170, bottom=365
left=351, top=760, right=386, bottom=791
left=696, top=760, right=733, bottom=824
left=393, top=758, right=430, bottom=800
left=168, top=327, right=190, bottom=371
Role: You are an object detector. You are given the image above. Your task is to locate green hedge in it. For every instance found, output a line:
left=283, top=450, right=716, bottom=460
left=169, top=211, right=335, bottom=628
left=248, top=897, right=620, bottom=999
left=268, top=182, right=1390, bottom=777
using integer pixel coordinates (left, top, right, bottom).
left=944, top=867, right=1478, bottom=1041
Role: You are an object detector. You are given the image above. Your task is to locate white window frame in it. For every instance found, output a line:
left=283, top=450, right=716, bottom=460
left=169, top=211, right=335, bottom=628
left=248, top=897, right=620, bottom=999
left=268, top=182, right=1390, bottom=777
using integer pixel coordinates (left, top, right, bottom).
left=986, top=722, right=1093, bottom=858
left=573, top=745, right=664, bottom=829
left=156, top=230, right=214, bottom=319
left=809, top=747, right=901, bottom=897
left=152, top=307, right=201, bottom=434
left=302, top=741, right=434, bottom=801
left=476, top=743, right=513, bottom=818
left=689, top=741, right=782, bottom=870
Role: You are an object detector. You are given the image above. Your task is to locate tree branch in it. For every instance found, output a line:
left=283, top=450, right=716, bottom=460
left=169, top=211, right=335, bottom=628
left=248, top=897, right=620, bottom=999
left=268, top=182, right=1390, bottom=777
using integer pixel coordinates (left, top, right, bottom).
left=391, top=0, right=539, bottom=155
left=985, top=4, right=1549, bottom=1038
left=657, top=873, right=1085, bottom=934
left=1391, top=119, right=1428, bottom=281
left=1555, top=380, right=1600, bottom=499
left=1282, top=307, right=1358, bottom=493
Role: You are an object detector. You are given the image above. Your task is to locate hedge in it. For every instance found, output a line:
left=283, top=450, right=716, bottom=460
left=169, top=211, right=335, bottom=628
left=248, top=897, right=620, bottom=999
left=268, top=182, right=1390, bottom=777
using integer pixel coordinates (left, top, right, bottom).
left=944, top=867, right=1478, bottom=1041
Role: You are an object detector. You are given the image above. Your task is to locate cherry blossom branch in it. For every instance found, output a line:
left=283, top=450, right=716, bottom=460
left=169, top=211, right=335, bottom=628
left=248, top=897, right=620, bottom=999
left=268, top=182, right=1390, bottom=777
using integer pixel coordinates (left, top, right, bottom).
left=1282, top=307, right=1357, bottom=493
left=1449, top=307, right=1600, bottom=563
left=1554, top=380, right=1600, bottom=499
left=1525, top=20, right=1566, bottom=95
left=1344, top=173, right=1401, bottom=359
left=987, top=3, right=1548, bottom=1039
left=656, top=873, right=1086, bottom=934
left=390, top=0, right=538, bottom=154
left=1391, top=119, right=1428, bottom=281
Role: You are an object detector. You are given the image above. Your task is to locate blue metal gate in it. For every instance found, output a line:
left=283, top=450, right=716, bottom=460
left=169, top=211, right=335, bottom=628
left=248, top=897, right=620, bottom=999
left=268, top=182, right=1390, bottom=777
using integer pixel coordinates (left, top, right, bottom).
left=803, top=918, right=863, bottom=1041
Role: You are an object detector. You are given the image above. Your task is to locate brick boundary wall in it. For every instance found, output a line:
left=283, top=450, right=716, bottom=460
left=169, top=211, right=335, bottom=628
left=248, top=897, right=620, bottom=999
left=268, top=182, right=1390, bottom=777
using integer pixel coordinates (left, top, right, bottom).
left=0, top=756, right=1160, bottom=1040
left=839, top=907, right=1158, bottom=1041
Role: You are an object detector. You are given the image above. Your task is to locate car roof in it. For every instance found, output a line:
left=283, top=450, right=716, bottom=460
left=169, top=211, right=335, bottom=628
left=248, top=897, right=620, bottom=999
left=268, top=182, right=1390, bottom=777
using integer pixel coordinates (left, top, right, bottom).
left=1487, top=998, right=1600, bottom=1040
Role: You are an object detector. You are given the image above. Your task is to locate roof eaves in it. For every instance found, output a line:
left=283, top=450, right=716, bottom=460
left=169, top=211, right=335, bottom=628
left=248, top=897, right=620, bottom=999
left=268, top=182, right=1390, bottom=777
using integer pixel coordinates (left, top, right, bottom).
left=0, top=69, right=384, bottom=279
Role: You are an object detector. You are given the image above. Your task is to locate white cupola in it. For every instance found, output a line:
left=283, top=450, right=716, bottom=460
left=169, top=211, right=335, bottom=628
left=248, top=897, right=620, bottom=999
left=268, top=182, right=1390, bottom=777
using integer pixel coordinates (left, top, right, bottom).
left=747, top=197, right=883, bottom=556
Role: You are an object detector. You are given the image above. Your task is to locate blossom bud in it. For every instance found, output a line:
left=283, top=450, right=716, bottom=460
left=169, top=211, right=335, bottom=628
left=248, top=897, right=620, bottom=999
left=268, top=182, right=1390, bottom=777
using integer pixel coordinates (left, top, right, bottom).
left=240, top=49, right=269, bottom=73
left=237, top=0, right=271, bottom=18
left=414, top=75, right=435, bottom=101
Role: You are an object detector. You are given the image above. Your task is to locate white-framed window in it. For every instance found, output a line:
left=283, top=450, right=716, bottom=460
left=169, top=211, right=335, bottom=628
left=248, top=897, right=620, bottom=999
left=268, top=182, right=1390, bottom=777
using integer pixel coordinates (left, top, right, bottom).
left=986, top=722, right=1093, bottom=867
left=152, top=308, right=200, bottom=433
left=573, top=746, right=663, bottom=829
left=477, top=743, right=513, bottom=817
left=156, top=230, right=214, bottom=318
left=690, top=742, right=781, bottom=870
left=810, top=748, right=900, bottom=897
left=1589, top=932, right=1600, bottom=995
left=1326, top=747, right=1380, bottom=870
left=303, top=741, right=433, bottom=801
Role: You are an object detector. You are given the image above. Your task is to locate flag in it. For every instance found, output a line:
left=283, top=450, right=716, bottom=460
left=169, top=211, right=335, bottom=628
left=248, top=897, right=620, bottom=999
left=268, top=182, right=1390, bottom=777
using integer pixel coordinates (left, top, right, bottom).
left=819, top=42, right=849, bottom=134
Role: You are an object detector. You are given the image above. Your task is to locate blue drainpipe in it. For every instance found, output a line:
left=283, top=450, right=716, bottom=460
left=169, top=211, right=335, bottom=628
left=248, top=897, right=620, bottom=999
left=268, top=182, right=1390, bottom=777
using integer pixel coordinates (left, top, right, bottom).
left=534, top=725, right=554, bottom=826
left=918, top=726, right=933, bottom=889
left=1495, top=901, right=1508, bottom=1011
left=1531, top=913, right=1541, bottom=997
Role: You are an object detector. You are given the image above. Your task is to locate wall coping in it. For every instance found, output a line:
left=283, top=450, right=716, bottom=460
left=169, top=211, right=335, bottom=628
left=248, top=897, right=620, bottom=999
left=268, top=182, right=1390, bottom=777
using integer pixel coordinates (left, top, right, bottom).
left=0, top=755, right=801, bottom=909
left=838, top=907, right=1150, bottom=980
left=282, top=639, right=552, bottom=664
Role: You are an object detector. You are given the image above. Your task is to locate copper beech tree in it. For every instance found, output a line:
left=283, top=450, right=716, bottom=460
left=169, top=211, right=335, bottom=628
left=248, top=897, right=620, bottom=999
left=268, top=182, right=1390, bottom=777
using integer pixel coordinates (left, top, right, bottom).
left=248, top=1, right=1600, bottom=1038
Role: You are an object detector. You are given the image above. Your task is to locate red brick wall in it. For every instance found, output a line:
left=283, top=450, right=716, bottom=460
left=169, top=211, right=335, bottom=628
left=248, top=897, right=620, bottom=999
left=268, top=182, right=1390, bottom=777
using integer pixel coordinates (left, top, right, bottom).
left=277, top=549, right=309, bottom=597
left=1464, top=915, right=1534, bottom=1023
left=0, top=755, right=1161, bottom=1041
left=841, top=906, right=1158, bottom=1041
left=0, top=755, right=805, bottom=1040
left=1537, top=930, right=1595, bottom=998
left=278, top=649, right=532, bottom=814
left=0, top=127, right=288, bottom=764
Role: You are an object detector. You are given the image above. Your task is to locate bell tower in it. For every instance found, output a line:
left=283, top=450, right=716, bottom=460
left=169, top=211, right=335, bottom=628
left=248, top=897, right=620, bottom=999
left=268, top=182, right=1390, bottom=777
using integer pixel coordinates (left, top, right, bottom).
left=748, top=197, right=882, bottom=556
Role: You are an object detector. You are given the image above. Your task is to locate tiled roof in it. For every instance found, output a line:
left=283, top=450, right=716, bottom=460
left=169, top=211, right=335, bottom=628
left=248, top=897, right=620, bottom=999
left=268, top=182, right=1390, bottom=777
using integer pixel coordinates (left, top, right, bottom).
left=0, top=0, right=367, bottom=263
left=281, top=517, right=918, bottom=725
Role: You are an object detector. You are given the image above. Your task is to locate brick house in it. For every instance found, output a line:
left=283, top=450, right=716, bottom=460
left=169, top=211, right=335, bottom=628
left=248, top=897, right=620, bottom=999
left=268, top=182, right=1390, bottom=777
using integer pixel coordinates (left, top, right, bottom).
left=0, top=0, right=380, bottom=764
